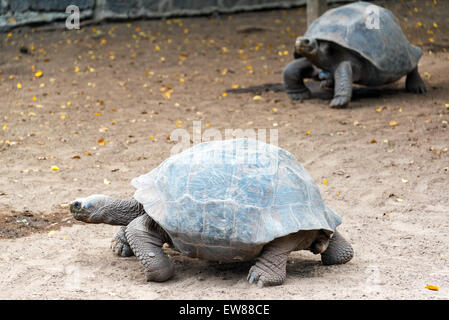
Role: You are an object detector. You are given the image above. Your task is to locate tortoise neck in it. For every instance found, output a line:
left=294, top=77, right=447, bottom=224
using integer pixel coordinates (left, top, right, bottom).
left=102, top=198, right=146, bottom=225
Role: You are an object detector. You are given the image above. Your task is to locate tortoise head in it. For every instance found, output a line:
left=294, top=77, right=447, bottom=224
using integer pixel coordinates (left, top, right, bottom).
left=295, top=37, right=318, bottom=57
left=70, top=194, right=112, bottom=223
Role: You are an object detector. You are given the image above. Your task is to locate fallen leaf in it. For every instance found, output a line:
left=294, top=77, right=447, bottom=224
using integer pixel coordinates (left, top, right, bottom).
left=98, top=139, right=108, bottom=146
left=253, top=95, right=263, bottom=101
left=305, top=130, right=311, bottom=135
left=51, top=166, right=59, bottom=171
left=34, top=70, right=43, bottom=78
left=389, top=121, right=398, bottom=127
left=425, top=285, right=439, bottom=291
left=48, top=230, right=56, bottom=235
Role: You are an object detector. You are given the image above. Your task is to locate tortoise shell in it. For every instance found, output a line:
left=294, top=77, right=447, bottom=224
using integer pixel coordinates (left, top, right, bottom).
left=132, top=139, right=341, bottom=261
left=305, top=1, right=422, bottom=75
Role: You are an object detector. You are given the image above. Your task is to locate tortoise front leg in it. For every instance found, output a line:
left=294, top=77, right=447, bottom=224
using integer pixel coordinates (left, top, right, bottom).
left=126, top=215, right=174, bottom=282
left=111, top=226, right=134, bottom=257
left=283, top=58, right=318, bottom=100
left=330, top=61, right=353, bottom=108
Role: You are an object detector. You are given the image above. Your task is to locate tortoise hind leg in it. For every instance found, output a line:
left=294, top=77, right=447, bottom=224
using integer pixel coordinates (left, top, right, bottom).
left=406, top=67, right=427, bottom=94
left=321, top=230, right=354, bottom=265
left=126, top=215, right=174, bottom=282
left=248, top=231, right=317, bottom=287
left=111, top=226, right=134, bottom=257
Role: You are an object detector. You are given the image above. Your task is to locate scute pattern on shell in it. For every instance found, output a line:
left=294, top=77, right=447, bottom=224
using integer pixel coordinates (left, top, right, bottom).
left=305, top=1, right=422, bottom=75
left=132, top=139, right=342, bottom=253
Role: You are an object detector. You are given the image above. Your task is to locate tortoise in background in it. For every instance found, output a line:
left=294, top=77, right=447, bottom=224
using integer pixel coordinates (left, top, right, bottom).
left=283, top=1, right=427, bottom=108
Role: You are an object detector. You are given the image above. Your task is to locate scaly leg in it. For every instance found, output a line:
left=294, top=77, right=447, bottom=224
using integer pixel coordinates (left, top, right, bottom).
left=283, top=58, right=318, bottom=100
left=321, top=230, right=354, bottom=265
left=247, top=232, right=316, bottom=287
left=111, top=226, right=134, bottom=257
left=126, top=215, right=174, bottom=282
left=406, top=67, right=427, bottom=94
left=330, top=61, right=353, bottom=108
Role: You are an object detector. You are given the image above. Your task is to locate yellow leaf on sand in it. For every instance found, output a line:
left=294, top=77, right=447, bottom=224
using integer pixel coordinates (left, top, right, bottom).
left=48, top=230, right=56, bottom=235
left=176, top=120, right=183, bottom=127
left=305, top=130, right=311, bottom=135
left=98, top=139, right=108, bottom=146
left=51, top=166, right=59, bottom=171
left=425, top=285, right=439, bottom=291
left=17, top=83, right=22, bottom=88
left=34, top=70, right=43, bottom=78
left=389, top=121, right=398, bottom=127
left=163, top=91, right=172, bottom=99
left=2, top=124, right=7, bottom=130
left=253, top=95, right=263, bottom=101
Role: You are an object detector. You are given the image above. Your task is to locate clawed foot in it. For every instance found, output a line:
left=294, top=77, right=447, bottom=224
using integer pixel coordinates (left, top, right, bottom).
left=330, top=96, right=350, bottom=108
left=247, top=265, right=285, bottom=287
left=287, top=89, right=312, bottom=101
left=111, top=236, right=133, bottom=257
left=406, top=83, right=427, bottom=94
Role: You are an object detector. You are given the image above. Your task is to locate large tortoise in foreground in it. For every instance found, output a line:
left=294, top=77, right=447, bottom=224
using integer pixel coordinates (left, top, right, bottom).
left=283, top=1, right=427, bottom=108
left=70, top=139, right=353, bottom=287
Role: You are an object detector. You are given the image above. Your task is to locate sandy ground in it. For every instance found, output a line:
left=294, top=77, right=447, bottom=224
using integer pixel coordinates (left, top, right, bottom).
left=0, top=1, right=449, bottom=299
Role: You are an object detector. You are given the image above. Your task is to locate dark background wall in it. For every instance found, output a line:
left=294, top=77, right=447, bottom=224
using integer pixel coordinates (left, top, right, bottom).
left=0, top=0, right=347, bottom=31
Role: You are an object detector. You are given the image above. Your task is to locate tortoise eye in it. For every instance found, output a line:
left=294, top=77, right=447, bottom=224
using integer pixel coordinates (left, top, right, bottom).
left=73, top=201, right=81, bottom=209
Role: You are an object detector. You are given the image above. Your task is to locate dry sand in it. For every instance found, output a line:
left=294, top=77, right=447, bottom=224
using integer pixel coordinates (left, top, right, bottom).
left=0, top=1, right=448, bottom=299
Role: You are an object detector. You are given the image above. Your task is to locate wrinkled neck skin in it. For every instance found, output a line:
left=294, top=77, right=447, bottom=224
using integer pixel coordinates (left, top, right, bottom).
left=95, top=198, right=146, bottom=225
